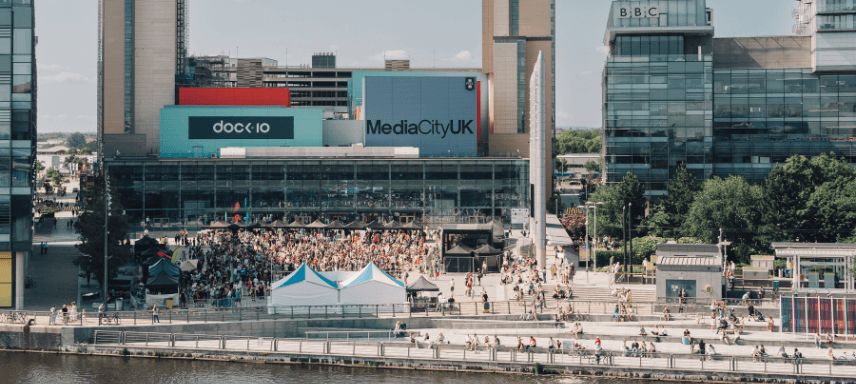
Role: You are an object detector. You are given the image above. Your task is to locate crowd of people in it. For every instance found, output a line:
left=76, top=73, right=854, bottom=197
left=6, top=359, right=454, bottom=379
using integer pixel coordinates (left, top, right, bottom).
left=161, top=227, right=434, bottom=308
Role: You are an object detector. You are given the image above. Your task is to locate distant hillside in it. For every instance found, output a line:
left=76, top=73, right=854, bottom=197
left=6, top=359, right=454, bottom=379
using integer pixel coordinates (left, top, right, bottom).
left=38, top=132, right=96, bottom=141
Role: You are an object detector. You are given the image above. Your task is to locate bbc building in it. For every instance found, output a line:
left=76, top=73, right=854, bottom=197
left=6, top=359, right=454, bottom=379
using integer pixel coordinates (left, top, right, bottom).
left=603, top=0, right=856, bottom=197
left=106, top=76, right=530, bottom=233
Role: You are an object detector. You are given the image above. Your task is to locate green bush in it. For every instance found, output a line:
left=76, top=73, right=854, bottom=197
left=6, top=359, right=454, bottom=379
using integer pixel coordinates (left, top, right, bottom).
left=120, top=347, right=129, bottom=356
left=594, top=250, right=624, bottom=267
left=534, top=363, right=543, bottom=374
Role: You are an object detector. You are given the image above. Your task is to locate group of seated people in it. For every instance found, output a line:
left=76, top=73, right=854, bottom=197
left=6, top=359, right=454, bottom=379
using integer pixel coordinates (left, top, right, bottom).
left=611, top=303, right=636, bottom=321
left=554, top=303, right=575, bottom=322
left=622, top=338, right=656, bottom=357
left=568, top=322, right=585, bottom=337
left=551, top=285, right=571, bottom=299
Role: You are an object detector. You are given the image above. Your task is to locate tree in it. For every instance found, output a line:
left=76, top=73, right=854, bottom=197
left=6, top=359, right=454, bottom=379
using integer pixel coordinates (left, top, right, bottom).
left=587, top=172, right=647, bottom=238
left=804, top=177, right=856, bottom=243
left=547, top=195, right=566, bottom=216
left=73, top=175, right=132, bottom=288
left=555, top=129, right=602, bottom=154
left=34, top=160, right=43, bottom=175
left=757, top=153, right=855, bottom=244
left=684, top=176, right=762, bottom=264
left=79, top=146, right=92, bottom=154
left=584, top=160, right=599, bottom=173
left=66, top=132, right=87, bottom=149
left=654, top=163, right=700, bottom=238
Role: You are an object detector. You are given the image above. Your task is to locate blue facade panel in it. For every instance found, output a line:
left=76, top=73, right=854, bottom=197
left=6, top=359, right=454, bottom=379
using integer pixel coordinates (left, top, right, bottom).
left=363, top=77, right=478, bottom=157
left=159, top=106, right=323, bottom=158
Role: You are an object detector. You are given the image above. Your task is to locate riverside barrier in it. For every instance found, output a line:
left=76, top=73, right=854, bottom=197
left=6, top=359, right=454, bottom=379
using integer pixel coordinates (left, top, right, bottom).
left=0, top=299, right=780, bottom=327
left=91, top=330, right=856, bottom=381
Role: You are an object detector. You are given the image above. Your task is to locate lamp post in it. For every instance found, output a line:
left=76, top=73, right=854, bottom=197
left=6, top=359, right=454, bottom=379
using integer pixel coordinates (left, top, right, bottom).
left=628, top=202, right=633, bottom=275
left=579, top=205, right=589, bottom=283
left=586, top=202, right=604, bottom=274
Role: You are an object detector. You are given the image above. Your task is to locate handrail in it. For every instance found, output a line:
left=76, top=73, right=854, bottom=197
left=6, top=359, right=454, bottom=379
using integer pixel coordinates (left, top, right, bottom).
left=0, top=298, right=785, bottom=328
left=92, top=330, right=856, bottom=378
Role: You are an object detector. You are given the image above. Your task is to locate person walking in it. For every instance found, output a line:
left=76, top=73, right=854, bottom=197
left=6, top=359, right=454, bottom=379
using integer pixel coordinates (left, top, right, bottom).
left=49, top=305, right=57, bottom=325
left=152, top=304, right=160, bottom=323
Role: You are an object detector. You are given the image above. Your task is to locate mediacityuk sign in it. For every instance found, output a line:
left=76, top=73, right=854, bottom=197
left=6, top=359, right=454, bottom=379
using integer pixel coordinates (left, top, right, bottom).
left=188, top=116, right=294, bottom=140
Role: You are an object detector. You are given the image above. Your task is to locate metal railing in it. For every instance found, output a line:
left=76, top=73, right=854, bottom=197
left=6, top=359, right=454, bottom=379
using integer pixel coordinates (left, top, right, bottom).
left=92, top=330, right=856, bottom=378
left=1, top=298, right=777, bottom=327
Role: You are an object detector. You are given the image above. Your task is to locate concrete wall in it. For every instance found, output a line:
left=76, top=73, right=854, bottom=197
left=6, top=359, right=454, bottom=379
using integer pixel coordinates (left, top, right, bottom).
left=491, top=42, right=519, bottom=135
left=815, top=31, right=856, bottom=72
left=101, top=0, right=126, bottom=136
left=103, top=134, right=148, bottom=158
left=322, top=120, right=365, bottom=147
left=712, top=36, right=811, bottom=70
left=134, top=0, right=177, bottom=155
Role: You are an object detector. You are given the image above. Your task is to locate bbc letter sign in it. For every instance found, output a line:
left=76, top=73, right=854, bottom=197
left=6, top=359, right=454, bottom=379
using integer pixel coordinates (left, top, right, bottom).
left=188, top=116, right=294, bottom=140
left=618, top=6, right=659, bottom=18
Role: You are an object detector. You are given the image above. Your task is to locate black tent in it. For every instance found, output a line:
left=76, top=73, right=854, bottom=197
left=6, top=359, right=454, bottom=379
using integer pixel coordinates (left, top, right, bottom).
left=402, top=221, right=422, bottom=230
left=134, top=236, right=161, bottom=255
left=326, top=220, right=347, bottom=229
left=145, top=272, right=179, bottom=288
left=267, top=220, right=288, bottom=228
left=406, top=276, right=440, bottom=293
left=366, top=220, right=385, bottom=230
left=306, top=220, right=327, bottom=228
left=445, top=244, right=475, bottom=255
left=344, top=221, right=367, bottom=230
left=140, top=247, right=167, bottom=259
left=474, top=244, right=502, bottom=255
left=143, top=254, right=172, bottom=268
left=248, top=220, right=264, bottom=229
left=383, top=221, right=402, bottom=230
left=208, top=221, right=228, bottom=229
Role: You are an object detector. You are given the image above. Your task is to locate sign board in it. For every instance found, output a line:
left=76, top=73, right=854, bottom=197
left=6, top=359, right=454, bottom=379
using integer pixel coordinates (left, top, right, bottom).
left=617, top=6, right=659, bottom=18
left=465, top=77, right=475, bottom=91
left=364, top=77, right=477, bottom=157
left=511, top=208, right=530, bottom=224
left=188, top=116, right=294, bottom=140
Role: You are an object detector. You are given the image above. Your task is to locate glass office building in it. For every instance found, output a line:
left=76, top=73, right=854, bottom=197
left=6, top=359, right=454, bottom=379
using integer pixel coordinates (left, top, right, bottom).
left=603, top=0, right=855, bottom=196
left=0, top=0, right=36, bottom=309
left=604, top=35, right=714, bottom=195
left=106, top=158, right=529, bottom=234
left=713, top=70, right=856, bottom=182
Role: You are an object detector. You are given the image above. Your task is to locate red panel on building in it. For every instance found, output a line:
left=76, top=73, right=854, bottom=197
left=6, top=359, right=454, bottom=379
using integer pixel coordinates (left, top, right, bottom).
left=179, top=88, right=291, bottom=107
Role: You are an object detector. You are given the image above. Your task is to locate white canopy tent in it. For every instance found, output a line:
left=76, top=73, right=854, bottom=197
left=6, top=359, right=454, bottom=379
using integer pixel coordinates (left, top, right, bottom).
left=269, top=263, right=339, bottom=308
left=339, top=262, right=406, bottom=305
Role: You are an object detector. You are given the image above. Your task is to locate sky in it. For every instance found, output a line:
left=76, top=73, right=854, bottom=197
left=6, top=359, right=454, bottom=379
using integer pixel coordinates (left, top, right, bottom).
left=35, top=0, right=796, bottom=133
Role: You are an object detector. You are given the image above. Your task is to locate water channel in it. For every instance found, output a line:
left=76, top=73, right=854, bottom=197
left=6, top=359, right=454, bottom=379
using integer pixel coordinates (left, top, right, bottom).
left=1, top=351, right=659, bottom=383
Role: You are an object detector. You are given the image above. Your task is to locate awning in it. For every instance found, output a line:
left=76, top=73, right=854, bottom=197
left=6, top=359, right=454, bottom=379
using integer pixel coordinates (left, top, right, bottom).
left=145, top=272, right=179, bottom=288
left=406, top=276, right=440, bottom=292
left=326, top=220, right=348, bottom=229
left=383, top=220, right=402, bottom=229
left=344, top=221, right=367, bottom=230
left=208, top=221, right=228, bottom=229
left=179, top=259, right=199, bottom=272
left=366, top=220, right=385, bottom=230
left=306, top=220, right=327, bottom=228
left=445, top=244, right=474, bottom=255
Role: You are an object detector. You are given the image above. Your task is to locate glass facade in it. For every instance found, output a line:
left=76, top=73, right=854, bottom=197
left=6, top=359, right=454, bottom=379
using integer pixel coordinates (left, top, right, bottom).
left=0, top=0, right=35, bottom=308
left=123, top=0, right=133, bottom=133
left=107, top=159, right=529, bottom=233
left=604, top=35, right=713, bottom=195
left=713, top=69, right=856, bottom=182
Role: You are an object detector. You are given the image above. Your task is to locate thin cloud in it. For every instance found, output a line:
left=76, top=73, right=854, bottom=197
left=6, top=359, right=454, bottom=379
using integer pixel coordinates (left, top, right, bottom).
left=368, top=50, right=408, bottom=62
left=595, top=46, right=610, bottom=55
left=40, top=72, right=94, bottom=84
left=37, top=63, right=64, bottom=71
left=451, top=50, right=473, bottom=61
